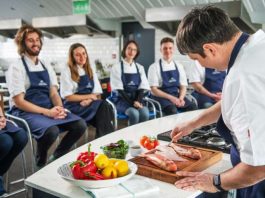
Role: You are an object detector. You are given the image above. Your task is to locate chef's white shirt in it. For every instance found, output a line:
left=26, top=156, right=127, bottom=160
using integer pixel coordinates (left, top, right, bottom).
left=187, top=61, right=205, bottom=84
left=60, top=64, right=102, bottom=99
left=6, top=56, right=58, bottom=108
left=221, top=30, right=265, bottom=166
left=110, top=60, right=150, bottom=91
left=148, top=59, right=188, bottom=87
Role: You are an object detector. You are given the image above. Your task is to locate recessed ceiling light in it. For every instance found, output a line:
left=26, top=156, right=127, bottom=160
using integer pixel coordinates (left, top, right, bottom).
left=39, top=4, right=44, bottom=8
left=10, top=7, right=15, bottom=11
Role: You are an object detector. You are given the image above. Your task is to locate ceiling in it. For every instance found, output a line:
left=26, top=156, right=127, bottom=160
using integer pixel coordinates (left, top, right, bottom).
left=0, top=0, right=264, bottom=38
left=0, top=0, right=258, bottom=22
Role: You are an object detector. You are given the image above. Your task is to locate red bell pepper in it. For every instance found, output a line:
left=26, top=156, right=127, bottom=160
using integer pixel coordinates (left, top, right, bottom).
left=77, top=144, right=96, bottom=163
left=70, top=160, right=99, bottom=180
left=84, top=172, right=104, bottom=180
left=71, top=163, right=86, bottom=180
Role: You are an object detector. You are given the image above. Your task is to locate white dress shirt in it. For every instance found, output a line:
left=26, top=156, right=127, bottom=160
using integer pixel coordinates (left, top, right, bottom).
left=187, top=61, right=205, bottom=84
left=148, top=59, right=188, bottom=87
left=60, top=64, right=102, bottom=99
left=221, top=30, right=265, bottom=166
left=110, top=60, right=150, bottom=91
left=6, top=56, right=58, bottom=108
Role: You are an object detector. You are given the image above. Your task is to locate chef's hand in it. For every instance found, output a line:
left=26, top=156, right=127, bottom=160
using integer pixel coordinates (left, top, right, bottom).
left=80, top=99, right=93, bottom=107
left=134, top=101, right=143, bottom=109
left=0, top=115, right=6, bottom=129
left=170, top=121, right=195, bottom=142
left=175, top=171, right=219, bottom=193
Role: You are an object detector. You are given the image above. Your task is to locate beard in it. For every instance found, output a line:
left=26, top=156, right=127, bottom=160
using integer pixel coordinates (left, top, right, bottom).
left=25, top=45, right=41, bottom=56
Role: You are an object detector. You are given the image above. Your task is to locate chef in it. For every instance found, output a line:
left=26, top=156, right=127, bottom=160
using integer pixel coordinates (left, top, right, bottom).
left=110, top=40, right=150, bottom=126
left=148, top=37, right=197, bottom=116
left=6, top=25, right=87, bottom=169
left=188, top=61, right=226, bottom=109
left=171, top=6, right=265, bottom=197
left=60, top=43, right=114, bottom=138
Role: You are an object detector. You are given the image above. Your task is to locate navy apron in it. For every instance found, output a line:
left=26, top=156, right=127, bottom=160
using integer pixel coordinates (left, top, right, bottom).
left=194, top=68, right=226, bottom=108
left=216, top=32, right=265, bottom=198
left=0, top=121, right=21, bottom=134
left=115, top=61, right=141, bottom=113
left=10, top=57, right=80, bottom=140
left=152, top=59, right=193, bottom=109
left=64, top=73, right=102, bottom=123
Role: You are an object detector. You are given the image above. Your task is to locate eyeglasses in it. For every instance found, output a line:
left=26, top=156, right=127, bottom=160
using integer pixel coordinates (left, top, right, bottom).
left=127, top=47, right=137, bottom=52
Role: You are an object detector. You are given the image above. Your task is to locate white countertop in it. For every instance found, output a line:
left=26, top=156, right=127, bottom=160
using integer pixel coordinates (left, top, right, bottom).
left=25, top=110, right=232, bottom=198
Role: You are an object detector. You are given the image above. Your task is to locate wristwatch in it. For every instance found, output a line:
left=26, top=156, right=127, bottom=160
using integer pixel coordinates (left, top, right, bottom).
left=213, top=174, right=225, bottom=192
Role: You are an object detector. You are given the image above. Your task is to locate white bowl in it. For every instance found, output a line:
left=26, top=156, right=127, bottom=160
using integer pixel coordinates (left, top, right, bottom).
left=57, top=161, right=137, bottom=189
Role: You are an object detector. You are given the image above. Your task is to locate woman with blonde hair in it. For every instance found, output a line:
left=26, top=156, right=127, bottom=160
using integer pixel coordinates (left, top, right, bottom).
left=60, top=43, right=114, bottom=138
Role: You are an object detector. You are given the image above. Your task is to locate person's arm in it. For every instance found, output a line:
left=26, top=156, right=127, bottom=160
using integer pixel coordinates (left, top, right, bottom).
left=50, top=86, right=63, bottom=106
left=135, top=89, right=146, bottom=102
left=178, top=85, right=187, bottom=100
left=191, top=82, right=219, bottom=100
left=65, top=93, right=98, bottom=102
left=13, top=93, right=51, bottom=117
left=117, top=90, right=134, bottom=105
left=171, top=101, right=221, bottom=141
left=174, top=162, right=265, bottom=193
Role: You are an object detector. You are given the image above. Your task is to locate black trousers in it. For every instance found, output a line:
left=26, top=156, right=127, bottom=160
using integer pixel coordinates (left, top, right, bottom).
left=89, top=100, right=114, bottom=138
left=36, top=119, right=86, bottom=167
left=163, top=101, right=198, bottom=116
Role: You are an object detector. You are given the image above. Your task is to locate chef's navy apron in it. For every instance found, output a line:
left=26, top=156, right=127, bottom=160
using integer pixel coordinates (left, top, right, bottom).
left=0, top=121, right=21, bottom=134
left=193, top=68, right=226, bottom=108
left=10, top=57, right=80, bottom=140
left=216, top=32, right=265, bottom=198
left=151, top=59, right=193, bottom=109
left=114, top=61, right=142, bottom=113
left=64, top=74, right=102, bottom=123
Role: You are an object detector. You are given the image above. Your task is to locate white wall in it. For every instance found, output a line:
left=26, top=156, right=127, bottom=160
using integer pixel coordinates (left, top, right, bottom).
left=154, top=29, right=195, bottom=80
left=0, top=36, right=120, bottom=75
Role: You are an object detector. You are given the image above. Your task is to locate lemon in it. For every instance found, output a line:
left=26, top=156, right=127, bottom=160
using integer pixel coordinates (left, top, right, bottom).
left=101, top=166, right=118, bottom=179
left=109, top=158, right=121, bottom=166
left=94, top=154, right=109, bottom=169
left=114, top=160, right=129, bottom=177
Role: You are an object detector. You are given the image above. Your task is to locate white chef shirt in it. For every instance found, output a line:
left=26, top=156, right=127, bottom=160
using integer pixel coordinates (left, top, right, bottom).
left=187, top=61, right=205, bottom=84
left=221, top=30, right=265, bottom=166
left=148, top=59, right=188, bottom=87
left=6, top=56, right=58, bottom=108
left=60, top=64, right=102, bottom=99
left=110, top=60, right=150, bottom=91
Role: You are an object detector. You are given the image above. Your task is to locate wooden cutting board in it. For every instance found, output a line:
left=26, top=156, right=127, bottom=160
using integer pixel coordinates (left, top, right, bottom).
left=129, top=144, right=222, bottom=184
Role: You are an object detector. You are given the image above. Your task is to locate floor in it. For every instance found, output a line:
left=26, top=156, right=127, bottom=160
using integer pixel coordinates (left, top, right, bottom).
left=3, top=120, right=128, bottom=198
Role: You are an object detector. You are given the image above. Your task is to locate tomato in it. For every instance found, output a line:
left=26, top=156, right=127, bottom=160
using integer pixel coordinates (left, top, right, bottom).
left=140, top=135, right=149, bottom=146
left=153, top=139, right=159, bottom=147
left=144, top=141, right=154, bottom=150
left=140, top=136, right=159, bottom=150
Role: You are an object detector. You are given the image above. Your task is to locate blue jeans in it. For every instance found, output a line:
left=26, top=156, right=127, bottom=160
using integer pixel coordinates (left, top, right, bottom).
left=125, top=106, right=149, bottom=126
left=0, top=129, right=28, bottom=195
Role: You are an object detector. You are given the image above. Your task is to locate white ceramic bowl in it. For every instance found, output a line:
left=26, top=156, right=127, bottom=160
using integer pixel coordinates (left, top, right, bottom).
left=57, top=161, right=137, bottom=189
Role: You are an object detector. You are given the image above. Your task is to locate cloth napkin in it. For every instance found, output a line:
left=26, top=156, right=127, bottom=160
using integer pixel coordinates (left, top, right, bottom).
left=80, top=175, right=160, bottom=198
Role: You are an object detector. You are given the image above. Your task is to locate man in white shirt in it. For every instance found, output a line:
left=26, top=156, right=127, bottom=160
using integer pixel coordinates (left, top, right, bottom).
left=6, top=25, right=86, bottom=168
left=171, top=6, right=265, bottom=197
left=188, top=61, right=226, bottom=109
left=148, top=37, right=197, bottom=116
